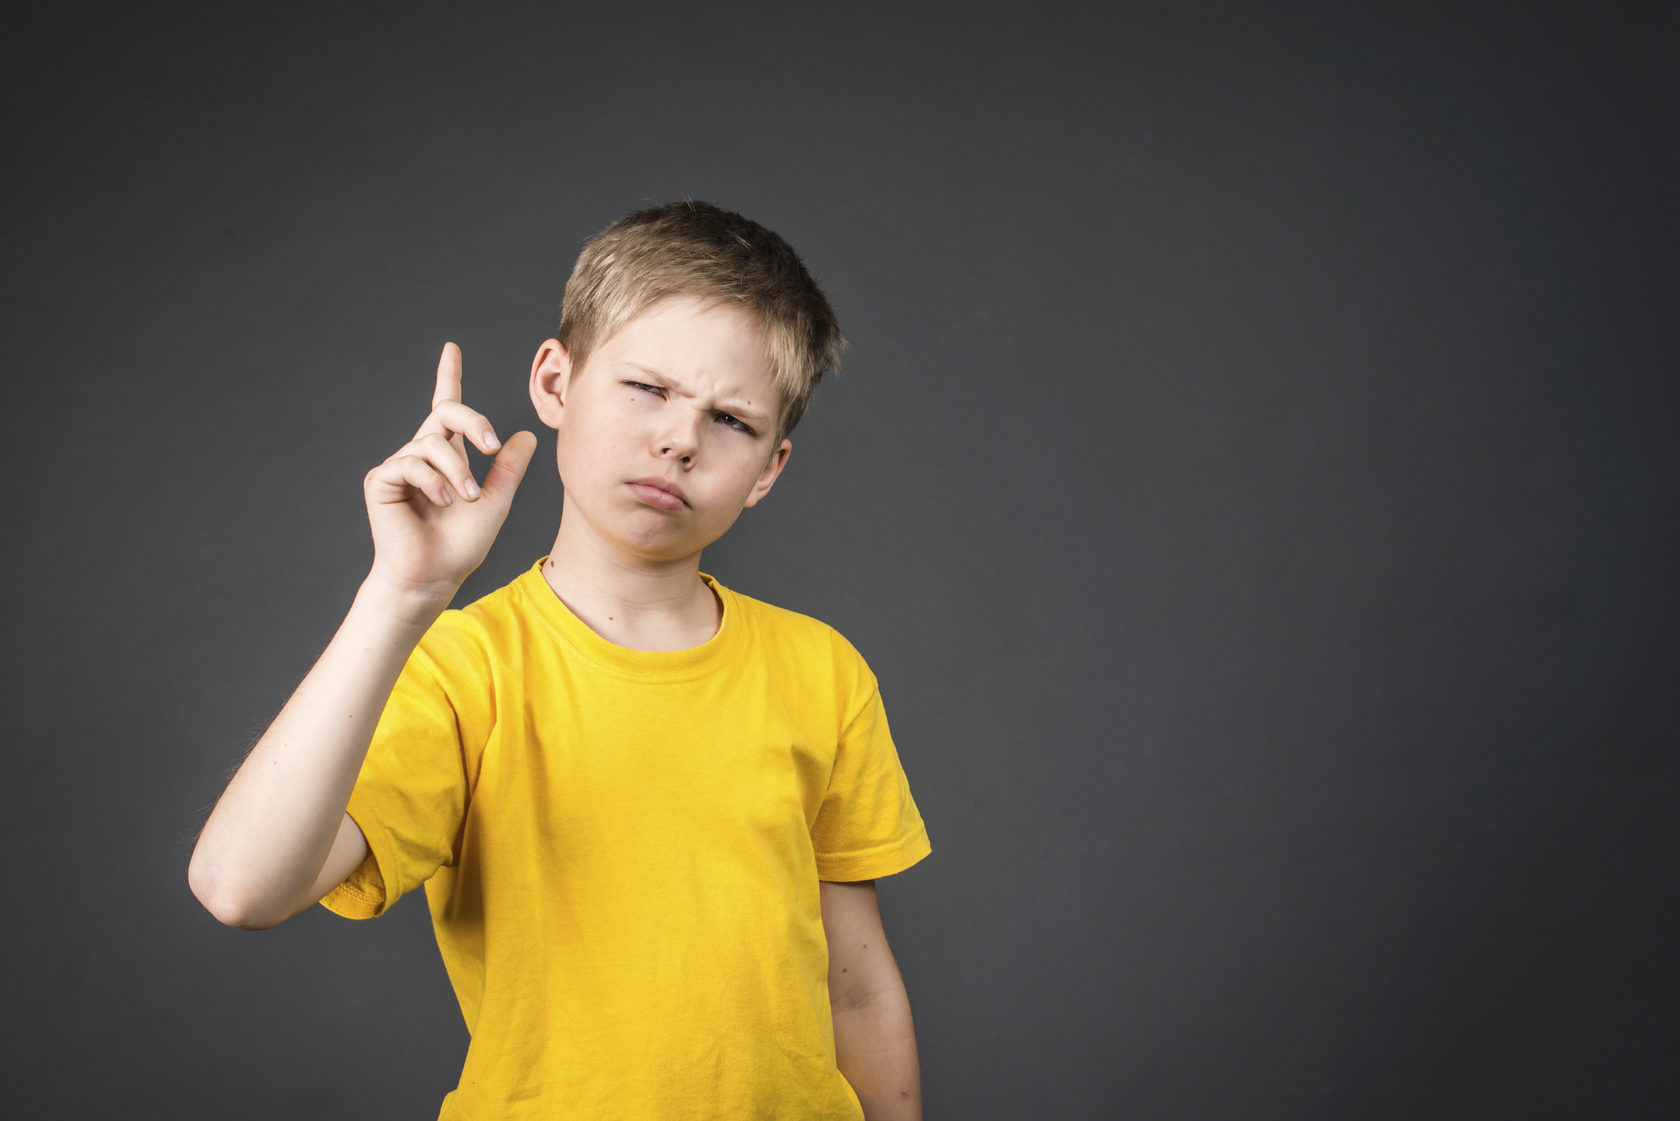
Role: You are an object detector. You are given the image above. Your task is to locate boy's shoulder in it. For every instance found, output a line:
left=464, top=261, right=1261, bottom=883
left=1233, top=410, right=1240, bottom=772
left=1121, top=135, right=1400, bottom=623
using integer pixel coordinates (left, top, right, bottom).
left=418, top=563, right=543, bottom=646
left=714, top=578, right=839, bottom=640
left=716, top=578, right=867, bottom=652
left=713, top=580, right=882, bottom=704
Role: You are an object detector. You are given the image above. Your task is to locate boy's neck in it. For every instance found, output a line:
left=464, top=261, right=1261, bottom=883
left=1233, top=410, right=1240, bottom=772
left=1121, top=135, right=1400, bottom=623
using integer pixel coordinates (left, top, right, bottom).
left=540, top=516, right=721, bottom=652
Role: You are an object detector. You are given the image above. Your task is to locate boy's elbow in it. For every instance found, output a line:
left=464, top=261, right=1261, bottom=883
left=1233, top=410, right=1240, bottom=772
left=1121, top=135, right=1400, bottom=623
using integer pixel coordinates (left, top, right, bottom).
left=830, top=976, right=912, bottom=1017
left=188, top=851, right=287, bottom=931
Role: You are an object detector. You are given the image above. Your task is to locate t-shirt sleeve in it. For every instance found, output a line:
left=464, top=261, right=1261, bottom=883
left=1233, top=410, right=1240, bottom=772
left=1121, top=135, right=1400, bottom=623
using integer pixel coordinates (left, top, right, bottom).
left=319, top=616, right=486, bottom=919
left=810, top=654, right=931, bottom=882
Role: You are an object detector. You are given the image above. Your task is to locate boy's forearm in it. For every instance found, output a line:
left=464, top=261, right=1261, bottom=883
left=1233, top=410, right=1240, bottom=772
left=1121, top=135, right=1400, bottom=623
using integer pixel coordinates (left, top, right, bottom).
left=834, top=990, right=922, bottom=1121
left=189, top=576, right=447, bottom=928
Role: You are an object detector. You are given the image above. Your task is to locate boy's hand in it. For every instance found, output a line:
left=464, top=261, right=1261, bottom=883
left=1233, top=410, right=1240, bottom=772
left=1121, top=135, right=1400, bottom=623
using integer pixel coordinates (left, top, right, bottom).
left=363, top=343, right=537, bottom=611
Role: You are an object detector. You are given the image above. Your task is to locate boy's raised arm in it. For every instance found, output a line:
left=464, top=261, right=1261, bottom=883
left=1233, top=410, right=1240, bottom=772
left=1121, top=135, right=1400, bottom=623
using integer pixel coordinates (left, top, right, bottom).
left=189, top=345, right=536, bottom=929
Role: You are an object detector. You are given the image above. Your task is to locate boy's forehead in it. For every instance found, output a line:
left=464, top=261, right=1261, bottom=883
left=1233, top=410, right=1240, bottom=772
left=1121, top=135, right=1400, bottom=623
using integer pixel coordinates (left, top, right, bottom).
left=613, top=292, right=761, bottom=341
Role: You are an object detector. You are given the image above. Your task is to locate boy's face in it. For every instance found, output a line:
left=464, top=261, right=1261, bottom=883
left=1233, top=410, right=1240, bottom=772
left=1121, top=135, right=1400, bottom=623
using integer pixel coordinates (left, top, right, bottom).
left=529, top=294, right=791, bottom=565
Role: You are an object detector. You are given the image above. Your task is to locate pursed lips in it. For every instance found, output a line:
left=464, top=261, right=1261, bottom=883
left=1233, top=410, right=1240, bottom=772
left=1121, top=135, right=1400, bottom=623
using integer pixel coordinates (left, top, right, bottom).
left=628, top=477, right=689, bottom=510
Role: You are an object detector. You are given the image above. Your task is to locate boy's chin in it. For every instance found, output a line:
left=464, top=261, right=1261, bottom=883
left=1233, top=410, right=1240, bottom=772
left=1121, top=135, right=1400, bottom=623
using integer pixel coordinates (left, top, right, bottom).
left=607, top=525, right=730, bottom=566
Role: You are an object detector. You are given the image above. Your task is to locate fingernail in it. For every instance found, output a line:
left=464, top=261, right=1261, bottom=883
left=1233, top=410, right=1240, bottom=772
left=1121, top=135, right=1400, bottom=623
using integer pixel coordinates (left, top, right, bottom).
left=484, top=430, right=501, bottom=449
left=463, top=478, right=480, bottom=499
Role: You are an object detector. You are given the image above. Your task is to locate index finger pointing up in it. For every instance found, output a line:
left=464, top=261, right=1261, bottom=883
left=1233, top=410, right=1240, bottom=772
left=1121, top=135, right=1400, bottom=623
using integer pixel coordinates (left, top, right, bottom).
left=433, top=342, right=463, bottom=408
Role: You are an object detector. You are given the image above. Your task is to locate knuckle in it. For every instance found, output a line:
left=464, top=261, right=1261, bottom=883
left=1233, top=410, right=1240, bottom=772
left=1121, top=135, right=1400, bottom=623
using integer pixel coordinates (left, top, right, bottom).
left=397, top=454, right=433, bottom=480
left=405, top=436, right=446, bottom=463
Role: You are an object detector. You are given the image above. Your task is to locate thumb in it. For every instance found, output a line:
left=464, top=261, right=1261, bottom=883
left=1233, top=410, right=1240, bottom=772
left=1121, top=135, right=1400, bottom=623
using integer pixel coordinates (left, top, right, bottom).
left=480, top=430, right=539, bottom=505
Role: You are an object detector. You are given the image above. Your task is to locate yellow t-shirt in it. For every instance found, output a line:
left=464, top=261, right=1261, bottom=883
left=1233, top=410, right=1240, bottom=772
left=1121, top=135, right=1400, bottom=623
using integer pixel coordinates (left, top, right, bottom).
left=321, top=560, right=931, bottom=1120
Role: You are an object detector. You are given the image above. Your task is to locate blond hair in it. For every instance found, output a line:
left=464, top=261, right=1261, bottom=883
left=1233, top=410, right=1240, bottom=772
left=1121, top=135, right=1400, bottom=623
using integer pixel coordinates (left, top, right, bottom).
left=557, top=200, right=845, bottom=437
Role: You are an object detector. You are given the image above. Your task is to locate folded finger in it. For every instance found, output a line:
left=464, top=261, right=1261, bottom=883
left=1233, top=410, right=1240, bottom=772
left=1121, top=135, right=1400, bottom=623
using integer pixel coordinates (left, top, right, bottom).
left=369, top=454, right=455, bottom=507
left=417, top=399, right=501, bottom=454
left=404, top=432, right=481, bottom=500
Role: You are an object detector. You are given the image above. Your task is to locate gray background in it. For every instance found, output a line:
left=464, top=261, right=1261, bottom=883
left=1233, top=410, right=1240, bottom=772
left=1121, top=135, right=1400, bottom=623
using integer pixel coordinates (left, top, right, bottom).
left=5, top=2, right=1676, bottom=1117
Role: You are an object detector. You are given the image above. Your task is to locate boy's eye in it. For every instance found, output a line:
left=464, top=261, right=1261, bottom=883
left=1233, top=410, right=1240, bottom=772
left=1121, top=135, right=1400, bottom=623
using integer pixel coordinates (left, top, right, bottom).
left=627, top=381, right=664, bottom=397
left=716, top=412, right=755, bottom=436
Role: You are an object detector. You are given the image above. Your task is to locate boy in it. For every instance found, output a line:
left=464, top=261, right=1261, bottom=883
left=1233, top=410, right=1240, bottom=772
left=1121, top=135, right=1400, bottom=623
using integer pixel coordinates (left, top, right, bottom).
left=189, top=201, right=930, bottom=1119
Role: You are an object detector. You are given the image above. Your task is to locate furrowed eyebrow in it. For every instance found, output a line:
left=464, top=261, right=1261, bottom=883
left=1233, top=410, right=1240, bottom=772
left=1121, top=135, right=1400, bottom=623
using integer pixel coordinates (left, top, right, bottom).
left=618, top=362, right=675, bottom=387
left=714, top=399, right=771, bottom=426
left=617, top=362, right=772, bottom=427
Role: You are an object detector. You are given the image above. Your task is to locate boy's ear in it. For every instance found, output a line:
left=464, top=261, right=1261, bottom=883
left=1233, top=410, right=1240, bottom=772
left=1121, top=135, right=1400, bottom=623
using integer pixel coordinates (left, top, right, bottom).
left=529, top=339, right=571, bottom=429
left=743, top=439, right=793, bottom=509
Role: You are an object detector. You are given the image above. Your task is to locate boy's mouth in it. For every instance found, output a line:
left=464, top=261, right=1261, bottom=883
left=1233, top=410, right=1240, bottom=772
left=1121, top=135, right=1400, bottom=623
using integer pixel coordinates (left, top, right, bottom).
left=628, top=478, right=689, bottom=511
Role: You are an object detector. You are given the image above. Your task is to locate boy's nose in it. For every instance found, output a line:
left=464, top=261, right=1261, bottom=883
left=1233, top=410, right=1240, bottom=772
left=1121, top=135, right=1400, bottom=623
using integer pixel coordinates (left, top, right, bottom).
left=654, top=414, right=702, bottom=462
